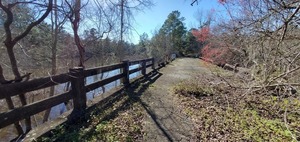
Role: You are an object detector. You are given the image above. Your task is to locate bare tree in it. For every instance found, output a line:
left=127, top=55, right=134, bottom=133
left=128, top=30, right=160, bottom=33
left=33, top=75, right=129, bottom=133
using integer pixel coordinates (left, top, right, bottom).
left=0, top=0, right=53, bottom=134
left=197, top=0, right=300, bottom=95
left=64, top=0, right=85, bottom=67
left=43, top=0, right=67, bottom=123
left=118, top=0, right=125, bottom=61
left=105, top=0, right=153, bottom=61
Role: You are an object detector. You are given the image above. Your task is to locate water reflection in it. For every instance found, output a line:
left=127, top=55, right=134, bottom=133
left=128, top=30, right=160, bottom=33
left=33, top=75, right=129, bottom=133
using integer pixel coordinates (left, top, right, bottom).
left=49, top=64, right=141, bottom=120
left=1, top=60, right=146, bottom=141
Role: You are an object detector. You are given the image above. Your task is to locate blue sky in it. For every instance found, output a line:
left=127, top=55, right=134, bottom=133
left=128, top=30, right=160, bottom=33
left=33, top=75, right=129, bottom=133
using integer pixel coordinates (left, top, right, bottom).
left=131, top=0, right=225, bottom=43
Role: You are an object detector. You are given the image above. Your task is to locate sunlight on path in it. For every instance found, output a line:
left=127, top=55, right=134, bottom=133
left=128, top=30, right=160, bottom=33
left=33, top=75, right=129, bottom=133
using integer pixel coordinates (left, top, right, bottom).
left=141, top=58, right=210, bottom=142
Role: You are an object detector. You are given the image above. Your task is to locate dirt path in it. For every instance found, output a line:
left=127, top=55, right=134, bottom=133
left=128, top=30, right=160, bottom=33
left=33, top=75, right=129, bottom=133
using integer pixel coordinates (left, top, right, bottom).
left=139, top=58, right=210, bottom=142
left=29, top=58, right=211, bottom=142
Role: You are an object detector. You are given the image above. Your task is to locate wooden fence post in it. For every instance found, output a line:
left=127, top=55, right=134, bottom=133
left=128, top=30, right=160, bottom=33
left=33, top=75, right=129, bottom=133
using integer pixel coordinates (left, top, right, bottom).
left=141, top=60, right=146, bottom=76
left=151, top=58, right=155, bottom=70
left=69, top=67, right=86, bottom=112
left=164, top=55, right=167, bottom=65
left=122, top=60, right=129, bottom=86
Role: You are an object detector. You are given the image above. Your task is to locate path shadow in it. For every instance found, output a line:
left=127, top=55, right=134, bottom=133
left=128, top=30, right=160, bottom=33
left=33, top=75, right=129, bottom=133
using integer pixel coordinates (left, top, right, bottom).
left=126, top=71, right=175, bottom=142
left=38, top=69, right=166, bottom=141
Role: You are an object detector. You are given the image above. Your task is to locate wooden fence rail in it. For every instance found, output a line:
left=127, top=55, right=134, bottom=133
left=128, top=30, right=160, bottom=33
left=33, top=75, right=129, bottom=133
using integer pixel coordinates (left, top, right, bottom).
left=0, top=57, right=158, bottom=131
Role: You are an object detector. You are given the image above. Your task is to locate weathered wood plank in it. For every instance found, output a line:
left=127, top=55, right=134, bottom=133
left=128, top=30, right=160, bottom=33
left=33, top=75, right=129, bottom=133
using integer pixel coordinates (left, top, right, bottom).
left=129, top=66, right=143, bottom=74
left=0, top=91, right=72, bottom=129
left=84, top=63, right=125, bottom=77
left=129, top=60, right=143, bottom=66
left=0, top=57, right=158, bottom=134
left=144, top=58, right=153, bottom=62
left=146, top=64, right=153, bottom=69
left=128, top=58, right=151, bottom=64
left=0, top=74, right=70, bottom=99
left=85, top=73, right=124, bottom=92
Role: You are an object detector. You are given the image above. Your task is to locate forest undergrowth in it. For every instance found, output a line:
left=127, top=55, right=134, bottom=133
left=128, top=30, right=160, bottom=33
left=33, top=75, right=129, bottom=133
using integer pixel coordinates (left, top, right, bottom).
left=173, top=62, right=300, bottom=141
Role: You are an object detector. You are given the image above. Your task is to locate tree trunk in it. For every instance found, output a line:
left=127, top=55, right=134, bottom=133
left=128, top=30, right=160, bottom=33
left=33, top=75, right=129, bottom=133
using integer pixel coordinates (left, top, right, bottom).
left=5, top=98, right=24, bottom=134
left=1, top=64, right=23, bottom=133
left=43, top=0, right=58, bottom=122
left=6, top=46, right=32, bottom=132
left=0, top=65, right=8, bottom=84
left=118, top=0, right=124, bottom=61
left=0, top=0, right=53, bottom=134
left=98, top=41, right=106, bottom=94
left=6, top=46, right=21, bottom=81
left=72, top=0, right=85, bottom=67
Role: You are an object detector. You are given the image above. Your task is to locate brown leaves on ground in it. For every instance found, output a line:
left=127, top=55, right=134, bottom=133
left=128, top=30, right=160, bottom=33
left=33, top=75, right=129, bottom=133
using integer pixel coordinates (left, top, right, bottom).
left=173, top=74, right=300, bottom=141
left=37, top=94, right=146, bottom=142
left=94, top=97, right=145, bottom=142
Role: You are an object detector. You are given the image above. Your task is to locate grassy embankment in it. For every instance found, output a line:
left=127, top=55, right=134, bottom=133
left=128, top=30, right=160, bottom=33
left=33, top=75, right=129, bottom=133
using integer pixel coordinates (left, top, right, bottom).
left=173, top=61, right=300, bottom=141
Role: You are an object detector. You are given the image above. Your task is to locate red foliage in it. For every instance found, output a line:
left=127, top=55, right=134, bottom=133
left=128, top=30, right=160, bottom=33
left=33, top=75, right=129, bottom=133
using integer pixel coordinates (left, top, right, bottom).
left=192, top=26, right=233, bottom=66
left=191, top=0, right=242, bottom=66
left=201, top=43, right=229, bottom=66
left=192, top=27, right=210, bottom=42
left=192, top=26, right=225, bottom=65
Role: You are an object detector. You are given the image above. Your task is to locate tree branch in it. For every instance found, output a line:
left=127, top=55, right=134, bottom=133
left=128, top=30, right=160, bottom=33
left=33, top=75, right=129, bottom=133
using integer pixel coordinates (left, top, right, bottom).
left=191, top=0, right=198, bottom=6
left=13, top=0, right=53, bottom=44
left=268, top=66, right=300, bottom=84
left=0, top=0, right=13, bottom=45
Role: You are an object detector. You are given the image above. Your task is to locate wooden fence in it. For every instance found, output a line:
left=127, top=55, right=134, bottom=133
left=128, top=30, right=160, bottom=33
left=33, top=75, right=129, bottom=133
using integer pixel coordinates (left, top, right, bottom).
left=0, top=58, right=157, bottom=132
